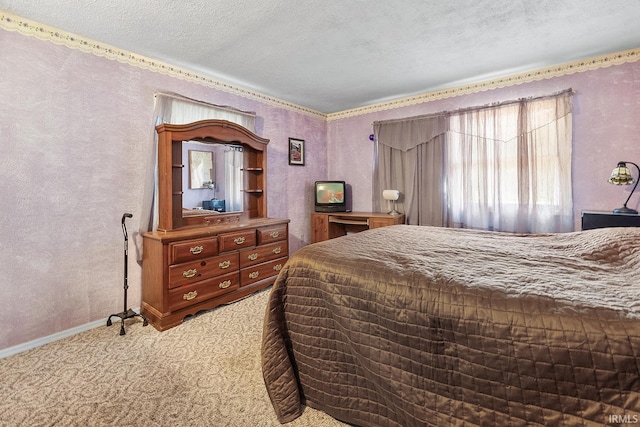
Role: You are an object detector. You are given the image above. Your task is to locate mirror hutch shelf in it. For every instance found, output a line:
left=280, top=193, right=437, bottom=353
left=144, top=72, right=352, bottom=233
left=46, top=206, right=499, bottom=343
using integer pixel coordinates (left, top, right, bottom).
left=142, top=119, right=290, bottom=331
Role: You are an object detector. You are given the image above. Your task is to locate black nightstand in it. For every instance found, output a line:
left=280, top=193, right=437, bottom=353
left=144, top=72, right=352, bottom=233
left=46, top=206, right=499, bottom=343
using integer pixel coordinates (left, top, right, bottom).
left=581, top=210, right=640, bottom=230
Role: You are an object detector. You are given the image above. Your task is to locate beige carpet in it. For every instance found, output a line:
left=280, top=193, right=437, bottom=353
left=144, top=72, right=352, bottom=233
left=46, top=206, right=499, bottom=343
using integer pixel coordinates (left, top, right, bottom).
left=0, top=289, right=349, bottom=427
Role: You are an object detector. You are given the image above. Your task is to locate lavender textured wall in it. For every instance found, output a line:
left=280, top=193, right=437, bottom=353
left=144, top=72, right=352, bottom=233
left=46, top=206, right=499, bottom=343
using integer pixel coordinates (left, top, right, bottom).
left=328, top=61, right=640, bottom=230
left=0, top=29, right=326, bottom=351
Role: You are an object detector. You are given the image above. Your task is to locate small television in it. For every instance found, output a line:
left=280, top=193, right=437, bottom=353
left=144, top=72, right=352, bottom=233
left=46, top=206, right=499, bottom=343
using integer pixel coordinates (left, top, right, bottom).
left=315, top=180, right=347, bottom=212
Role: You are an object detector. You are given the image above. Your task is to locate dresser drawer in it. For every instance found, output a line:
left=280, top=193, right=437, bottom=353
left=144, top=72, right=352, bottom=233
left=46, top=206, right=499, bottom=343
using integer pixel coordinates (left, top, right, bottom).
left=169, top=237, right=218, bottom=264
left=240, top=257, right=287, bottom=286
left=168, top=271, right=240, bottom=312
left=168, top=253, right=240, bottom=289
left=239, top=241, right=289, bottom=268
left=218, top=229, right=257, bottom=252
left=257, top=225, right=287, bottom=245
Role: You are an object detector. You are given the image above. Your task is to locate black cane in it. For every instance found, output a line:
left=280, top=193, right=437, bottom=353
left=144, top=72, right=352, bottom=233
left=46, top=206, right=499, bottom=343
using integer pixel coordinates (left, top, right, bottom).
left=121, top=213, right=132, bottom=314
left=107, top=213, right=148, bottom=335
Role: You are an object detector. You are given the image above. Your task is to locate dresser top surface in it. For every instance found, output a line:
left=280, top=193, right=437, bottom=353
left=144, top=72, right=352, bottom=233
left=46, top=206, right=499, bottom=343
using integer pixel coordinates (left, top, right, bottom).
left=143, top=217, right=289, bottom=243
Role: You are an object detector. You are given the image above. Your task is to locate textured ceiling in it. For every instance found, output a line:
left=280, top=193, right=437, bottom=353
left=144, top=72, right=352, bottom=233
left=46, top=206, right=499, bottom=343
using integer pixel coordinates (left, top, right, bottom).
left=2, top=0, right=640, bottom=113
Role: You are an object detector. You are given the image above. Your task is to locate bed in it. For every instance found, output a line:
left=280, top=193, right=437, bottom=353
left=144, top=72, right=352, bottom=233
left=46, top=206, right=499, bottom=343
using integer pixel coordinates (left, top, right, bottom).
left=261, top=225, right=640, bottom=426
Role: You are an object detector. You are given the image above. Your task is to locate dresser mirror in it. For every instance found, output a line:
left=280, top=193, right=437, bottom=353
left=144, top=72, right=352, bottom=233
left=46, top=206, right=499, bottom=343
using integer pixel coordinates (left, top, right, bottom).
left=182, top=142, right=244, bottom=214
left=155, top=120, right=268, bottom=231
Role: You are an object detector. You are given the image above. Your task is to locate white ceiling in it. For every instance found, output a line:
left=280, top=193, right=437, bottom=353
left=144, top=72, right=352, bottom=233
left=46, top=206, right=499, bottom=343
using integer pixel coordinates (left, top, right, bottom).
left=2, top=0, right=640, bottom=113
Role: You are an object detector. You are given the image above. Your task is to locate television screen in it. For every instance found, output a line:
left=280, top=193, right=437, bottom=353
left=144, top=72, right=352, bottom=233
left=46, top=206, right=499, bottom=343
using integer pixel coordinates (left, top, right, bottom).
left=315, top=181, right=347, bottom=212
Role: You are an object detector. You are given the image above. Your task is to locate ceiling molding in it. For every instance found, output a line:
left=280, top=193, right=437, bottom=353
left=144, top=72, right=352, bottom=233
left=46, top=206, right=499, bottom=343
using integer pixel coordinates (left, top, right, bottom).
left=326, top=48, right=640, bottom=121
left=3, top=11, right=639, bottom=123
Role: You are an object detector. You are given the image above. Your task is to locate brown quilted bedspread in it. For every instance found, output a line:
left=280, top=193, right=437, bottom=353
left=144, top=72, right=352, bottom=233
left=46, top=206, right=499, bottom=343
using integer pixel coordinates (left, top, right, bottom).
left=261, top=225, right=640, bottom=426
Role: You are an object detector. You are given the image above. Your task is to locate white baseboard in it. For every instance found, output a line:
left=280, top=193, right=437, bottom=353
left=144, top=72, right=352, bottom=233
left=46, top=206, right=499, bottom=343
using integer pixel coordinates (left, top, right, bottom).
left=0, top=309, right=141, bottom=359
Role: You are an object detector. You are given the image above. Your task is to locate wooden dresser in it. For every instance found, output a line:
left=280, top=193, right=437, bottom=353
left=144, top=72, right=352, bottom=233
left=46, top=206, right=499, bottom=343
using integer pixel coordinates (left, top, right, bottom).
left=142, top=218, right=288, bottom=331
left=311, top=211, right=404, bottom=243
left=142, top=120, right=289, bottom=331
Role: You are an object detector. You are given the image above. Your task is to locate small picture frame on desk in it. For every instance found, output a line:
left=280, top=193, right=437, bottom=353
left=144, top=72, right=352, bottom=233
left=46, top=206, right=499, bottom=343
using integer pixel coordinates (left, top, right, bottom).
left=288, top=138, right=305, bottom=166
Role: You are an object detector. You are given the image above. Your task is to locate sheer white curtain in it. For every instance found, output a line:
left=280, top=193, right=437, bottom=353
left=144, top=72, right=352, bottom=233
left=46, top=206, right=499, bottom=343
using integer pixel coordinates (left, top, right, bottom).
left=136, top=93, right=255, bottom=260
left=157, top=92, right=256, bottom=128
left=445, top=93, right=573, bottom=233
left=224, top=146, right=244, bottom=212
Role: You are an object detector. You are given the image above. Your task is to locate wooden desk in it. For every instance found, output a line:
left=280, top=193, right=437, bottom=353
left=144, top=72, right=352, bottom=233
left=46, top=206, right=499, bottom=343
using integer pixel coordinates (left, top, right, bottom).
left=311, top=211, right=405, bottom=243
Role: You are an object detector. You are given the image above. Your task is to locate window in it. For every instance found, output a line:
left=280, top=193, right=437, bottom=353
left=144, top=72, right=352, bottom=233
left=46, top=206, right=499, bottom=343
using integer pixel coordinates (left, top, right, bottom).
left=374, top=90, right=573, bottom=233
left=445, top=96, right=573, bottom=233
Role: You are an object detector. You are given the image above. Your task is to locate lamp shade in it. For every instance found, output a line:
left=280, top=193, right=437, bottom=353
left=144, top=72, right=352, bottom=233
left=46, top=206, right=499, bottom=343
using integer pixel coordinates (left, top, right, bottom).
left=608, top=161, right=640, bottom=214
left=608, top=162, right=634, bottom=185
left=382, top=189, right=400, bottom=215
left=382, top=189, right=400, bottom=201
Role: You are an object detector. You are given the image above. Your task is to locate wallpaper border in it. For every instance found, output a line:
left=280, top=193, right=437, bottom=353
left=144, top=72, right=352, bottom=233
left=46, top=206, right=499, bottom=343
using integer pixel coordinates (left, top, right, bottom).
left=0, top=11, right=326, bottom=119
left=2, top=11, right=639, bottom=122
left=327, top=47, right=640, bottom=121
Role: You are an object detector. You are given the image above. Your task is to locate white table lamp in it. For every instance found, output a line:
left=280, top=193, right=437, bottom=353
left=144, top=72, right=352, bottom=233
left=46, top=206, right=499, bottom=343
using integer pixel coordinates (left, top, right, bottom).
left=382, top=189, right=400, bottom=215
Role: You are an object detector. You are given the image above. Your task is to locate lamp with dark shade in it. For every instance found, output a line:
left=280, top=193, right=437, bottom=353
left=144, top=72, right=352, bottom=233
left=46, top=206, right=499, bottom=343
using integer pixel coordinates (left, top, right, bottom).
left=608, top=161, right=640, bottom=214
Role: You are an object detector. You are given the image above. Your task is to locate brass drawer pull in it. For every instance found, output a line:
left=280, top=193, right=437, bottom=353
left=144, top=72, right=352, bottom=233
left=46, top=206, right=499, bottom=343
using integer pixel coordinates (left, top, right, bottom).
left=189, top=245, right=203, bottom=255
left=248, top=253, right=258, bottom=261
left=273, top=247, right=282, bottom=255
left=183, top=291, right=198, bottom=301
left=219, top=280, right=232, bottom=289
left=270, top=231, right=279, bottom=238
left=183, top=269, right=197, bottom=278
left=234, top=237, right=246, bottom=245
left=273, top=264, right=282, bottom=272
left=219, top=260, right=231, bottom=269
left=249, top=271, right=259, bottom=279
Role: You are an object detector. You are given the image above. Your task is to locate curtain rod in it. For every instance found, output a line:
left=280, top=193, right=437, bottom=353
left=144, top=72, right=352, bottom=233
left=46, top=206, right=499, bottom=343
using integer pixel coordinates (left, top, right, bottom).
left=373, top=88, right=574, bottom=126
left=154, top=91, right=256, bottom=117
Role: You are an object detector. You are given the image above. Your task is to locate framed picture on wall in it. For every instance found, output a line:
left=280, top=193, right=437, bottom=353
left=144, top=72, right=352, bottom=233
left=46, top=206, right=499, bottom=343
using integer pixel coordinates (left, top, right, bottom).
left=288, top=137, right=305, bottom=166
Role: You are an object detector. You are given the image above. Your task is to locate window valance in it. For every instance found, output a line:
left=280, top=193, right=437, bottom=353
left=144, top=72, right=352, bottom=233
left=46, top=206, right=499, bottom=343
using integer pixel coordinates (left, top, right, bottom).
left=373, top=89, right=573, bottom=151
left=154, top=92, right=256, bottom=131
left=373, top=115, right=447, bottom=152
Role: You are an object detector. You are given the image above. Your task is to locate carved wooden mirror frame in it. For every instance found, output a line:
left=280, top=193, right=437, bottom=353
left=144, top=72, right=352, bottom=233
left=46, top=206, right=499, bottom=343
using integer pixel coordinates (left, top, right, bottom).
left=155, top=119, right=269, bottom=231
